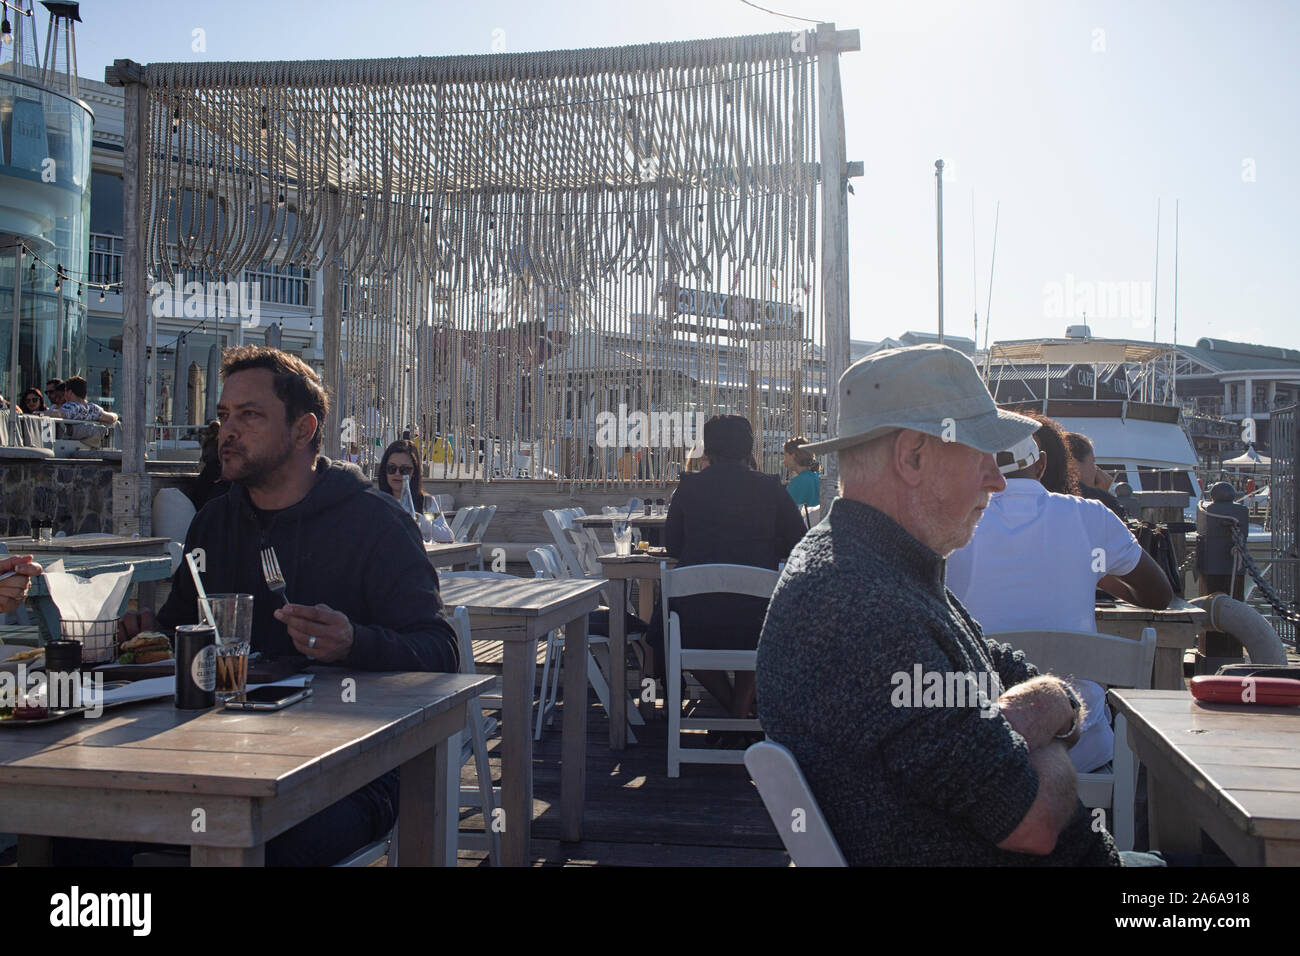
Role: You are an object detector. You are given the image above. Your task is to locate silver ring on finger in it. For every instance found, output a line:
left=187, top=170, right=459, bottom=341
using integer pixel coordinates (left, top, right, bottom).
left=308, top=635, right=318, bottom=648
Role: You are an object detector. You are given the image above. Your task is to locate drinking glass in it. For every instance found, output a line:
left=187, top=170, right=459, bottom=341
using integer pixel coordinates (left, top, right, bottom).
left=613, top=522, right=633, bottom=557
left=202, top=594, right=253, bottom=701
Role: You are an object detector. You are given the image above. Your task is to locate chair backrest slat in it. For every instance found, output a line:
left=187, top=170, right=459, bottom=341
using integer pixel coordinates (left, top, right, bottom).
left=660, top=562, right=781, bottom=602
left=984, top=628, right=1157, bottom=689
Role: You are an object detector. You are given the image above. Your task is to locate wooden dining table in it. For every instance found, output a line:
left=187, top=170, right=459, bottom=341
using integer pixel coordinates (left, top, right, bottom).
left=2, top=535, right=170, bottom=557
left=439, top=575, right=604, bottom=866
left=425, top=540, right=482, bottom=571
left=2, top=670, right=493, bottom=866
left=1109, top=688, right=1300, bottom=865
left=1096, top=596, right=1209, bottom=690
left=574, top=513, right=668, bottom=529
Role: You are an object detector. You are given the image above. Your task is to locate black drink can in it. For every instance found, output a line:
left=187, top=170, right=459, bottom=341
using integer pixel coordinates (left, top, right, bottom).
left=175, top=624, right=217, bottom=709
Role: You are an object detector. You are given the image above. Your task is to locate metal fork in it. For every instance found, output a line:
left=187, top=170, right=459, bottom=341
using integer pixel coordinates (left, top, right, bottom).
left=260, top=546, right=289, bottom=605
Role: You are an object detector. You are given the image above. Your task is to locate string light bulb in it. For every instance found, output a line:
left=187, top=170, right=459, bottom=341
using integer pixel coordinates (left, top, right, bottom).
left=98, top=289, right=105, bottom=302
left=1, top=18, right=11, bottom=45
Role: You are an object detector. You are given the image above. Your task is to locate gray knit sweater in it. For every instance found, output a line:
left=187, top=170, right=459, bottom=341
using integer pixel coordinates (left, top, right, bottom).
left=756, top=497, right=1120, bottom=866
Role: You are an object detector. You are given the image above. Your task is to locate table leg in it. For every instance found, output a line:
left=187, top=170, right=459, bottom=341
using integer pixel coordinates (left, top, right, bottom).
left=1147, top=772, right=1202, bottom=858
left=191, top=844, right=265, bottom=866
left=501, top=639, right=536, bottom=867
left=561, top=612, right=588, bottom=844
left=397, top=737, right=439, bottom=867
left=432, top=730, right=460, bottom=866
left=609, top=580, right=628, bottom=750
left=1151, top=646, right=1184, bottom=691
left=17, top=834, right=52, bottom=866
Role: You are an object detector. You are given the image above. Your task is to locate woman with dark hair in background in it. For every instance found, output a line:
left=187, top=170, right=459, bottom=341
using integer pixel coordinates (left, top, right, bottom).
left=376, top=439, right=434, bottom=511
left=19, top=387, right=46, bottom=413
left=1021, top=411, right=1079, bottom=495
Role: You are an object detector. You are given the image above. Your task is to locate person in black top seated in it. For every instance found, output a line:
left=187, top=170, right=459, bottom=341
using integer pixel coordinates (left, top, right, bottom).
left=650, top=414, right=806, bottom=723
left=59, top=346, right=459, bottom=867
left=1066, top=432, right=1126, bottom=519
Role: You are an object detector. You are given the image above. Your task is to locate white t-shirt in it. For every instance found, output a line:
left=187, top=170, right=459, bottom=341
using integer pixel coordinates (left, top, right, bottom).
left=945, top=478, right=1144, bottom=773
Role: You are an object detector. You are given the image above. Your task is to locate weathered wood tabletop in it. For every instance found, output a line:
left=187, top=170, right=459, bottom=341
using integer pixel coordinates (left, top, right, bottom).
left=1109, top=688, right=1300, bottom=866
left=424, top=540, right=482, bottom=570
left=574, top=514, right=668, bottom=528
left=1, top=670, right=492, bottom=866
left=2, top=536, right=170, bottom=556
left=440, top=575, right=604, bottom=866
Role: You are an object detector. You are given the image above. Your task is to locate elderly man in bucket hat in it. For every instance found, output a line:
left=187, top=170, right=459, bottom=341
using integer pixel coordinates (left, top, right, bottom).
left=756, top=344, right=1130, bottom=866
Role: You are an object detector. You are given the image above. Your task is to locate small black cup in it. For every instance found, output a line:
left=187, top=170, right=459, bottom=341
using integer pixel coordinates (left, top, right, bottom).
left=44, top=641, right=82, bottom=710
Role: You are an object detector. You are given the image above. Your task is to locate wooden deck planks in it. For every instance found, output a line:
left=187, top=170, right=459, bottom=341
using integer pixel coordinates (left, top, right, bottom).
left=452, top=690, right=788, bottom=866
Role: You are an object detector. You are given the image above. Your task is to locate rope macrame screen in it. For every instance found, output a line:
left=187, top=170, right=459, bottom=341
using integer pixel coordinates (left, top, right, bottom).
left=139, top=30, right=834, bottom=487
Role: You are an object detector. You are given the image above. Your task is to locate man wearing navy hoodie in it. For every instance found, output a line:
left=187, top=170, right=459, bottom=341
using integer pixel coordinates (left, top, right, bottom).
left=62, top=346, right=458, bottom=866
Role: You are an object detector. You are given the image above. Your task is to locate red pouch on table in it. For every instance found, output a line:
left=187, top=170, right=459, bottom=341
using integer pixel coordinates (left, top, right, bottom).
left=1189, top=675, right=1300, bottom=707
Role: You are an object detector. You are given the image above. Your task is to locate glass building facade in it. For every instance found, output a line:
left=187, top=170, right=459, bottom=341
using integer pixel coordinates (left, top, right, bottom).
left=0, top=73, right=93, bottom=404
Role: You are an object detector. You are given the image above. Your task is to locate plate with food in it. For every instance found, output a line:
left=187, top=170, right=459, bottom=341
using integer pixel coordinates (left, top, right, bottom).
left=0, top=644, right=44, bottom=675
left=0, top=702, right=86, bottom=725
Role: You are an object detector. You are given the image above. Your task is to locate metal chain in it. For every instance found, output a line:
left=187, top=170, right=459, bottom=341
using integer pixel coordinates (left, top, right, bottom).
left=1225, top=519, right=1300, bottom=625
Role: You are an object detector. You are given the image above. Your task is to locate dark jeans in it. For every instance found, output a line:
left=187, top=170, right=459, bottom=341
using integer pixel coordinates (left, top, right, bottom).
left=52, top=772, right=398, bottom=867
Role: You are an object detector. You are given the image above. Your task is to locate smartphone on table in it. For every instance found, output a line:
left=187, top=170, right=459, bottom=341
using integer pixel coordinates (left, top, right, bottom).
left=223, top=685, right=313, bottom=711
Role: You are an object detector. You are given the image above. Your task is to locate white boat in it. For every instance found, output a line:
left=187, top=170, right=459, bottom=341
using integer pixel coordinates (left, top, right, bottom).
left=984, top=332, right=1203, bottom=502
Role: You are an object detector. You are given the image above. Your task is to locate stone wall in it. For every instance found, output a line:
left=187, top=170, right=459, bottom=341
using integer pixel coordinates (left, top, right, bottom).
left=0, top=456, right=199, bottom=538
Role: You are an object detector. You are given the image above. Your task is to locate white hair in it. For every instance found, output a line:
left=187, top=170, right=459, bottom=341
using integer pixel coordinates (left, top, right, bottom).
left=836, top=431, right=899, bottom=495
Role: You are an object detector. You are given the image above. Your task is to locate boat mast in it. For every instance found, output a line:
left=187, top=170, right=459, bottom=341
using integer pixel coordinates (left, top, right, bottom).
left=982, top=201, right=1000, bottom=382
left=1171, top=198, right=1180, bottom=404
left=971, top=190, right=978, bottom=348
left=935, top=159, right=945, bottom=344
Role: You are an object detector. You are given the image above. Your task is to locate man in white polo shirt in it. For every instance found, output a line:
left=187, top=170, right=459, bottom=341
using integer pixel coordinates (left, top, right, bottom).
left=945, top=432, right=1173, bottom=773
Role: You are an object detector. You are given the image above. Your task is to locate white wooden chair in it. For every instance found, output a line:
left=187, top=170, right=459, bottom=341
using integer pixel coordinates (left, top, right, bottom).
left=744, top=740, right=846, bottom=866
left=336, top=605, right=500, bottom=867
left=660, top=561, right=780, bottom=777
left=467, top=504, right=497, bottom=543
left=543, top=508, right=588, bottom=580
left=449, top=505, right=481, bottom=542
left=983, top=626, right=1157, bottom=852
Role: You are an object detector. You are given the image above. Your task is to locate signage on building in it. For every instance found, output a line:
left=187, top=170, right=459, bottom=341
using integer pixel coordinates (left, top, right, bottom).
left=660, top=282, right=802, bottom=336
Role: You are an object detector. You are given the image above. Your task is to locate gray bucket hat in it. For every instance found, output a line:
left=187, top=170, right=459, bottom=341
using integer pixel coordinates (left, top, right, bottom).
left=803, top=344, right=1040, bottom=455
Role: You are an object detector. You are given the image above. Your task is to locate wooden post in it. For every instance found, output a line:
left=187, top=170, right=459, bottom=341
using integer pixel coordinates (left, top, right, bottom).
left=817, top=22, right=852, bottom=507
left=107, top=61, right=150, bottom=534
left=322, top=192, right=342, bottom=460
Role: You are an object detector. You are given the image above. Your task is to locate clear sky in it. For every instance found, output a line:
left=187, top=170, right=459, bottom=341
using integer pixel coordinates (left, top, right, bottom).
left=74, top=0, right=1298, bottom=351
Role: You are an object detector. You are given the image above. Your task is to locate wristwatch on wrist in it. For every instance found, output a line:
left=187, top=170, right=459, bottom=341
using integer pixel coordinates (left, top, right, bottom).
left=1055, top=683, right=1082, bottom=741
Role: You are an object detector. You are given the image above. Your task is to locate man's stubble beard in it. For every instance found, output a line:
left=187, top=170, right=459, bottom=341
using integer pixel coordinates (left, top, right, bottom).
left=907, top=483, right=988, bottom=558
left=223, top=440, right=296, bottom=490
